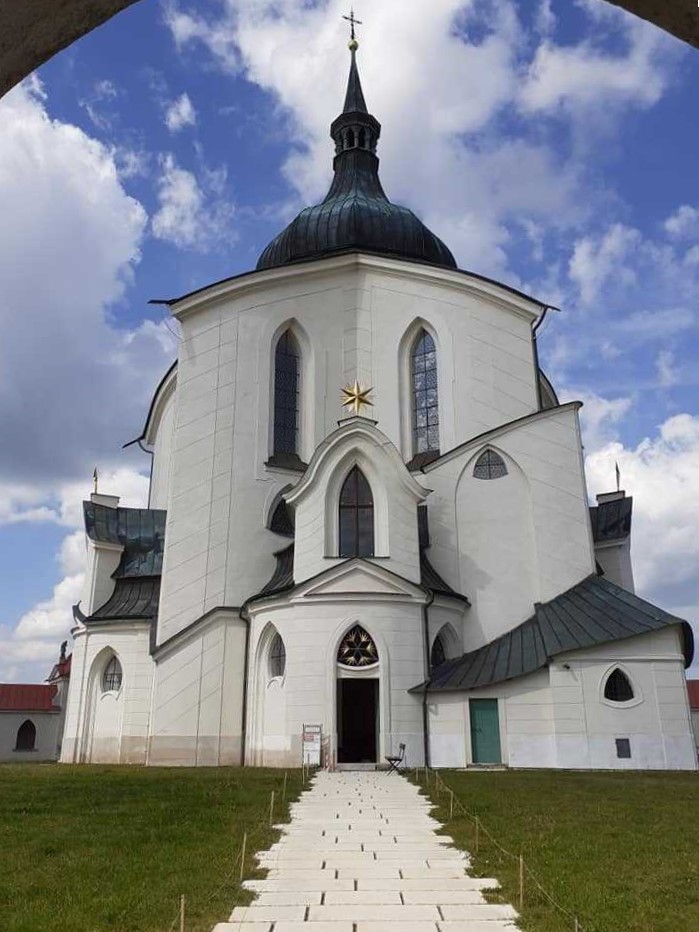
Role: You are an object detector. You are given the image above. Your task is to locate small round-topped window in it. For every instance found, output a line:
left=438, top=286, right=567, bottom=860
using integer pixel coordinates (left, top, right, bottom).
left=338, top=626, right=378, bottom=668
left=473, top=450, right=508, bottom=480
left=102, top=656, right=122, bottom=693
left=269, top=633, right=286, bottom=678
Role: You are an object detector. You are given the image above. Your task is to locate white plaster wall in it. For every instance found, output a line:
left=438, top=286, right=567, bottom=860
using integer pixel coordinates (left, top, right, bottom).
left=60, top=623, right=154, bottom=765
left=595, top=539, right=635, bottom=592
left=150, top=389, right=177, bottom=510
left=428, top=628, right=697, bottom=771
left=157, top=254, right=543, bottom=645
left=246, top=568, right=429, bottom=768
left=289, top=419, right=426, bottom=585
left=0, top=711, right=61, bottom=762
left=149, top=610, right=247, bottom=766
left=424, top=404, right=595, bottom=650
left=81, top=540, right=122, bottom=616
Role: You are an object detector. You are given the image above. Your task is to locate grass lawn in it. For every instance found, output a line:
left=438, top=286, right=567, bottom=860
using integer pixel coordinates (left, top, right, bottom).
left=416, top=769, right=699, bottom=932
left=0, top=764, right=303, bottom=932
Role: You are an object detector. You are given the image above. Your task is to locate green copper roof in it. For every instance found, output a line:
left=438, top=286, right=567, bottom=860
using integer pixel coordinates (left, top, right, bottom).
left=418, top=574, right=693, bottom=692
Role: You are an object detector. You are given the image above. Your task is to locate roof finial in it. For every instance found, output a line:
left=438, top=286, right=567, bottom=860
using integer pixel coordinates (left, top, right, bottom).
left=93, top=466, right=99, bottom=494
left=343, top=8, right=362, bottom=51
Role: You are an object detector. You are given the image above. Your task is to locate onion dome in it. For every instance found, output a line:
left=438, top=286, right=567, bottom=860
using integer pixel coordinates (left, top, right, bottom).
left=256, top=43, right=456, bottom=272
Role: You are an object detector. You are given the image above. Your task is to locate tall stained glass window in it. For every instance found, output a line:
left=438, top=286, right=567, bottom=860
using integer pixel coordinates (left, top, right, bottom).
left=412, top=330, right=439, bottom=455
left=273, top=330, right=300, bottom=456
left=339, top=466, right=374, bottom=558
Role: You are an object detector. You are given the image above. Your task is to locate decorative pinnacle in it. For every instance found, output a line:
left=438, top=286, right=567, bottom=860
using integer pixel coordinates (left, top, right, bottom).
left=93, top=466, right=99, bottom=494
left=341, top=379, right=374, bottom=417
left=343, top=8, right=362, bottom=50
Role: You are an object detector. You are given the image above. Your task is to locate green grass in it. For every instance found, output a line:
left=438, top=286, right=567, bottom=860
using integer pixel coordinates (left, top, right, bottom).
left=0, top=764, right=303, bottom=932
left=415, top=769, right=699, bottom=932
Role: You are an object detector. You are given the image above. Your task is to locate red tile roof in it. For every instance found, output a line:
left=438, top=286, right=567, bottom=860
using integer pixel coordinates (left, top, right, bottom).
left=688, top=680, right=699, bottom=710
left=0, top=684, right=58, bottom=712
left=48, top=654, right=72, bottom=681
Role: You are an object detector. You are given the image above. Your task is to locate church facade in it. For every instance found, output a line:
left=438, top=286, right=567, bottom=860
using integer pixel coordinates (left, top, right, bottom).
left=60, top=45, right=696, bottom=771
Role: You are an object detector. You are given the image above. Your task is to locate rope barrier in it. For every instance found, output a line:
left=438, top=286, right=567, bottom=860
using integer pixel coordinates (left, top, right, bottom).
left=416, top=768, right=591, bottom=932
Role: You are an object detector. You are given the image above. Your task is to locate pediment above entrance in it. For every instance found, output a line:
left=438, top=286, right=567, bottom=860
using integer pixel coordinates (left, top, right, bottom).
left=293, top=559, right=426, bottom=603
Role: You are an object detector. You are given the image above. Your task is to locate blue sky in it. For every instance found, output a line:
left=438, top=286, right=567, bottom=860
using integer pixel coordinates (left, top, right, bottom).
left=1, top=0, right=698, bottom=681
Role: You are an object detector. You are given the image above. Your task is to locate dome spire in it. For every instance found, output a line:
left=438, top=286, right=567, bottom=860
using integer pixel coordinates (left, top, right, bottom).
left=342, top=10, right=367, bottom=113
left=255, top=23, right=457, bottom=272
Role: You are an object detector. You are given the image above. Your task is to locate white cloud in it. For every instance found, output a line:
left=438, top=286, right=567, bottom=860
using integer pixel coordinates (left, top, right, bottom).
left=664, top=204, right=699, bottom=239
left=573, top=390, right=633, bottom=453
left=164, top=0, right=679, bottom=276
left=656, top=349, right=679, bottom=388
left=569, top=223, right=641, bottom=305
left=0, top=78, right=177, bottom=680
left=165, top=92, right=197, bottom=132
left=519, top=26, right=669, bottom=116
left=152, top=152, right=235, bottom=250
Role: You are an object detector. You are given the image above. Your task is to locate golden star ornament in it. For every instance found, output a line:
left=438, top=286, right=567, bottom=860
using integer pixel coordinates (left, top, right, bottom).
left=341, top=380, right=374, bottom=416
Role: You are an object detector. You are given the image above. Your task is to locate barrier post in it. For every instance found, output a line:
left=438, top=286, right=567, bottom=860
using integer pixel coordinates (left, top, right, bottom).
left=449, top=789, right=454, bottom=820
left=574, top=918, right=579, bottom=932
left=283, top=771, right=288, bottom=802
left=519, top=854, right=524, bottom=911
left=239, top=832, right=247, bottom=883
left=269, top=790, right=275, bottom=826
left=475, top=816, right=479, bottom=855
left=179, top=894, right=185, bottom=932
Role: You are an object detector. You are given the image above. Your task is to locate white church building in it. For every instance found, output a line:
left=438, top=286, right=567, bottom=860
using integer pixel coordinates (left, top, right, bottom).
left=60, top=43, right=696, bottom=772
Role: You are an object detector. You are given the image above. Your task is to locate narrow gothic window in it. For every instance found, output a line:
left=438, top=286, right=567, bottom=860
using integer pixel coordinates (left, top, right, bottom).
left=412, top=330, right=439, bottom=455
left=430, top=634, right=446, bottom=669
left=273, top=330, right=300, bottom=457
left=473, top=450, right=508, bottom=480
left=604, top=669, right=634, bottom=702
left=269, top=633, right=286, bottom=678
left=102, top=656, right=122, bottom=693
left=339, top=466, right=374, bottom=557
left=15, top=720, right=36, bottom=751
left=338, top=625, right=378, bottom=667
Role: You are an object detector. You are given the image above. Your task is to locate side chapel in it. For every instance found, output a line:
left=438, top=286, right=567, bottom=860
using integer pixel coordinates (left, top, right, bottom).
left=60, top=38, right=696, bottom=771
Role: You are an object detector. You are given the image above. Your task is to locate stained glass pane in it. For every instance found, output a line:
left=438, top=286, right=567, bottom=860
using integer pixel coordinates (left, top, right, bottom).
left=337, top=625, right=379, bottom=667
left=339, top=467, right=374, bottom=557
left=269, top=633, right=286, bottom=677
left=273, top=330, right=300, bottom=455
left=102, top=656, right=122, bottom=692
left=473, top=450, right=508, bottom=480
left=411, top=329, right=439, bottom=456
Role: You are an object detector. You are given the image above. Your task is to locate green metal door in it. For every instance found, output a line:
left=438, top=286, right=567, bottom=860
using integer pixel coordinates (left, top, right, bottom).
left=470, top=699, right=502, bottom=764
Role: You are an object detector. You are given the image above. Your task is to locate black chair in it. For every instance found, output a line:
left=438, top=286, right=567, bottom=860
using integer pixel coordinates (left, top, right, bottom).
left=385, top=742, right=406, bottom=774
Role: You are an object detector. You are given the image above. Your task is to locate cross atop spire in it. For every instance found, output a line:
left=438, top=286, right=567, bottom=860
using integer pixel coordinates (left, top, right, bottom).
left=343, top=9, right=362, bottom=47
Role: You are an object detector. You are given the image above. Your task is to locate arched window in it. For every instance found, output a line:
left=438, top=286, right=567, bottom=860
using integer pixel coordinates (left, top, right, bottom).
left=604, top=668, right=634, bottom=702
left=338, top=625, right=378, bottom=667
left=473, top=450, right=508, bottom=480
left=430, top=634, right=447, bottom=669
left=273, top=330, right=300, bottom=457
left=15, top=720, right=36, bottom=751
left=102, top=656, right=122, bottom=693
left=339, top=466, right=374, bottom=558
left=269, top=633, right=286, bottom=678
left=412, top=329, right=439, bottom=457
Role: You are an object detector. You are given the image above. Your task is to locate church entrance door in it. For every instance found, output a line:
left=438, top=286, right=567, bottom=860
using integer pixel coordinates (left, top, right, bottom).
left=469, top=698, right=502, bottom=764
left=337, top=679, right=378, bottom=764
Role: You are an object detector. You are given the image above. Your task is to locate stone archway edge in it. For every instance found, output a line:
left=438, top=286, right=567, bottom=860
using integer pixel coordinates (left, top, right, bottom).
left=0, top=0, right=142, bottom=99
left=0, top=0, right=697, bottom=103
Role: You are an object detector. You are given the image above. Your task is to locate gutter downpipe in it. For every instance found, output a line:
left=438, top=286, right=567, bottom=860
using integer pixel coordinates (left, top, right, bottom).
left=238, top=603, right=252, bottom=767
left=422, top=589, right=435, bottom=768
left=532, top=305, right=556, bottom=410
